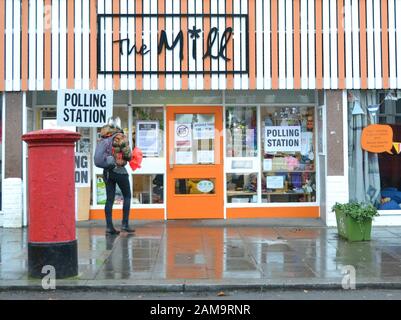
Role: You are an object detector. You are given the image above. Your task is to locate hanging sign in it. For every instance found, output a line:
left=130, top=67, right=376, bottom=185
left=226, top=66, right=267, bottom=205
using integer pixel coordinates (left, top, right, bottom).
left=57, top=90, right=113, bottom=127
left=136, top=121, right=159, bottom=156
left=264, top=126, right=302, bottom=152
left=75, top=153, right=90, bottom=187
left=193, top=122, right=214, bottom=140
left=361, top=124, right=393, bottom=153
left=175, top=123, right=192, bottom=148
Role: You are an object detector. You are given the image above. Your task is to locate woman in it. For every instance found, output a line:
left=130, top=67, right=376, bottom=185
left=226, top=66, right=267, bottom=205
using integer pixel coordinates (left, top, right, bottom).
left=101, top=117, right=135, bottom=235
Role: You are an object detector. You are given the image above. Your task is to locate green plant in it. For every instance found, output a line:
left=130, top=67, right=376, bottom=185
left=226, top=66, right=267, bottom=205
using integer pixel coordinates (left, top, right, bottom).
left=332, top=201, right=379, bottom=223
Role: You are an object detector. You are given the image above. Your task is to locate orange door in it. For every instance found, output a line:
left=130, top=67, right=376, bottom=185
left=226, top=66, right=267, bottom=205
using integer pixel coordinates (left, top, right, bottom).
left=166, top=106, right=224, bottom=219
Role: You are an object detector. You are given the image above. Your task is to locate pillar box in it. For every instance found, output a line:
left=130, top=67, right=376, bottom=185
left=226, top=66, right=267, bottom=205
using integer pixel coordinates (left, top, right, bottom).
left=22, top=129, right=81, bottom=279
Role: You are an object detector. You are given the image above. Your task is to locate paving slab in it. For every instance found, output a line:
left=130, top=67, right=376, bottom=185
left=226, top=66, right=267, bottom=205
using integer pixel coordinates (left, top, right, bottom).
left=1, top=220, right=401, bottom=292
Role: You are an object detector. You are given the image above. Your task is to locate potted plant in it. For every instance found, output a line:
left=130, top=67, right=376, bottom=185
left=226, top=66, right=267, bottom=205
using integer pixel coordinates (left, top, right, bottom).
left=332, top=202, right=379, bottom=241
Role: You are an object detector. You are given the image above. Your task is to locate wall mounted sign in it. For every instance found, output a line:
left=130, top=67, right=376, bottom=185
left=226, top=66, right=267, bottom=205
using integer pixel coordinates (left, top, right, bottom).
left=97, top=14, right=249, bottom=75
left=361, top=124, right=393, bottom=153
left=57, top=90, right=113, bottom=127
left=264, top=126, right=302, bottom=152
left=136, top=121, right=159, bottom=156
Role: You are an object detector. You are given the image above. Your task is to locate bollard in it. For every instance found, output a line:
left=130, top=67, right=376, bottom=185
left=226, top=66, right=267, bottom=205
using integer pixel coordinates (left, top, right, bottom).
left=22, top=129, right=81, bottom=279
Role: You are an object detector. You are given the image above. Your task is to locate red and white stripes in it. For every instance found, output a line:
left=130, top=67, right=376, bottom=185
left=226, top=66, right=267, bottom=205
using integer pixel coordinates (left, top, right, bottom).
left=0, top=0, right=400, bottom=92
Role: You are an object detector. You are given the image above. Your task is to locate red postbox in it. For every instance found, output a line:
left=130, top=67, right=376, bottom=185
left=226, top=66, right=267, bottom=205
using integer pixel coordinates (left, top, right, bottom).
left=22, top=129, right=81, bottom=279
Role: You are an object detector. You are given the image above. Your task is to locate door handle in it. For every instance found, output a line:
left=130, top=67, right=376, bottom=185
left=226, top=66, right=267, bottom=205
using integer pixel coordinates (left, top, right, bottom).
left=169, top=151, right=174, bottom=169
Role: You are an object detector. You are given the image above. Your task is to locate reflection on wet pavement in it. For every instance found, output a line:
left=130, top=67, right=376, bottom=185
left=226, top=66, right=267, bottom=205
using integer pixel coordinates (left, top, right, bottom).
left=1, top=221, right=401, bottom=281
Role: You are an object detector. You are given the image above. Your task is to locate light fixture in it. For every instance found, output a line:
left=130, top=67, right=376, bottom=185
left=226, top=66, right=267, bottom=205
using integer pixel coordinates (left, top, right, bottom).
left=352, top=100, right=365, bottom=115
left=384, top=90, right=398, bottom=101
left=367, top=104, right=380, bottom=120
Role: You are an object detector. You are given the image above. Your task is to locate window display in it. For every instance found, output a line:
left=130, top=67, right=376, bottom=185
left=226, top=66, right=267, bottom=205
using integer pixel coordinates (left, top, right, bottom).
left=226, top=173, right=258, bottom=203
left=226, top=107, right=257, bottom=157
left=175, top=178, right=215, bottom=194
left=132, top=174, right=164, bottom=204
left=261, top=106, right=316, bottom=203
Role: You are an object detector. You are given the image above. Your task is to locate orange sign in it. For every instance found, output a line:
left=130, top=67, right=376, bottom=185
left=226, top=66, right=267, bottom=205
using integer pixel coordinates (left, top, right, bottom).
left=361, top=124, right=393, bottom=153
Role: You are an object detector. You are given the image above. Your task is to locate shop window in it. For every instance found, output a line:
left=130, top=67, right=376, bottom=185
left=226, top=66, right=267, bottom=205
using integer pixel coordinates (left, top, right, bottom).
left=132, top=174, right=164, bottom=204
left=348, top=90, right=401, bottom=211
left=96, top=175, right=124, bottom=205
left=226, top=173, right=258, bottom=203
left=132, top=107, right=164, bottom=158
left=260, top=106, right=316, bottom=203
left=376, top=93, right=401, bottom=210
left=226, top=107, right=257, bottom=157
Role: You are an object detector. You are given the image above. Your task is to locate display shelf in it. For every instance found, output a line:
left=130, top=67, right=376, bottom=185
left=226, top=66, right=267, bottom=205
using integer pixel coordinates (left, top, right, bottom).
left=263, top=170, right=316, bottom=173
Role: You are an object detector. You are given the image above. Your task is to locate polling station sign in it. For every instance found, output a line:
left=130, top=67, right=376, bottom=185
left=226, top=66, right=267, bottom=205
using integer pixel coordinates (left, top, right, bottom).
left=75, top=153, right=90, bottom=187
left=57, top=90, right=113, bottom=127
left=264, top=126, right=302, bottom=152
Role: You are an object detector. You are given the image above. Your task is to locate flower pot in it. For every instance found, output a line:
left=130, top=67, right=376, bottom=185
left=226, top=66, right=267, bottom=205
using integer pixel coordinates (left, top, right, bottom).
left=335, top=209, right=372, bottom=241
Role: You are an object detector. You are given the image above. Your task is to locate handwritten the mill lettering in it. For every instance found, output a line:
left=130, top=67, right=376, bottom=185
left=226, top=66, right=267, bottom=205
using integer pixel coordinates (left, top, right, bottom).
left=98, top=14, right=249, bottom=75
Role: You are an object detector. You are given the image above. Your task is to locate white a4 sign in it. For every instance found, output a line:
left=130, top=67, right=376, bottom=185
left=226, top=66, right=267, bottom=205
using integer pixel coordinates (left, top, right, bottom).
left=264, top=126, right=302, bottom=153
left=57, top=90, right=113, bottom=127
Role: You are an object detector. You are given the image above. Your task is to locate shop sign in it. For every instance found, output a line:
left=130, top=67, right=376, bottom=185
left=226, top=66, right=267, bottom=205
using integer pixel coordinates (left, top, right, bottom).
left=361, top=124, right=393, bottom=153
left=175, top=123, right=192, bottom=148
left=193, top=122, right=214, bottom=140
left=197, top=180, right=214, bottom=193
left=264, top=126, right=302, bottom=152
left=75, top=153, right=90, bottom=187
left=136, top=121, right=159, bottom=156
left=98, top=14, right=248, bottom=75
left=57, top=90, right=113, bottom=127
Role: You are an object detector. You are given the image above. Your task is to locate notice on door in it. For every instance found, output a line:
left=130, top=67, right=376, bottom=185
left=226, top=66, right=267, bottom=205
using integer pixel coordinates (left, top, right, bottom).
left=75, top=153, right=90, bottom=187
left=193, top=122, right=214, bottom=140
left=264, top=126, right=302, bottom=152
left=136, top=121, right=159, bottom=156
left=57, top=90, right=113, bottom=127
left=175, top=123, right=192, bottom=148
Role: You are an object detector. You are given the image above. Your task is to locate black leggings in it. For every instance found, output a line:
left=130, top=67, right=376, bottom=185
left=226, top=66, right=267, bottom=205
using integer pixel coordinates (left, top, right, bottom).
left=104, top=170, right=131, bottom=227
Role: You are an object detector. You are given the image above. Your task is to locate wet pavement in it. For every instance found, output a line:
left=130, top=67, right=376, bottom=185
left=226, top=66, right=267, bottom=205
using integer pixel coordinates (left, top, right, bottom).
left=1, top=220, right=401, bottom=288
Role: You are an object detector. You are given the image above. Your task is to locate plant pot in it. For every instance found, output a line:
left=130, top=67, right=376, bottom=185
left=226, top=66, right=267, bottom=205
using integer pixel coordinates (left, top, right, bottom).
left=335, top=209, right=372, bottom=241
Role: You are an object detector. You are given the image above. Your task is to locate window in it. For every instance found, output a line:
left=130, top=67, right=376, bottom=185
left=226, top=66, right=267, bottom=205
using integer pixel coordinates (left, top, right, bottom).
left=225, top=107, right=258, bottom=203
left=132, top=107, right=164, bottom=158
left=226, top=106, right=257, bottom=157
left=174, top=113, right=215, bottom=165
left=132, top=174, right=164, bottom=204
left=260, top=106, right=316, bottom=203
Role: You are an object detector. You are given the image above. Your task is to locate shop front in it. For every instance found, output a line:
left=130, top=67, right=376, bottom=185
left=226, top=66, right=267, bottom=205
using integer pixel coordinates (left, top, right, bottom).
left=2, top=0, right=401, bottom=226
left=27, top=90, right=319, bottom=220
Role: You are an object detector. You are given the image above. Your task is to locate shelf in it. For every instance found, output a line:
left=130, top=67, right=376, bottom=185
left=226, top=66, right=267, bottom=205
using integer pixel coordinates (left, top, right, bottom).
left=262, top=192, right=311, bottom=195
left=227, top=191, right=257, bottom=196
left=263, top=170, right=315, bottom=173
